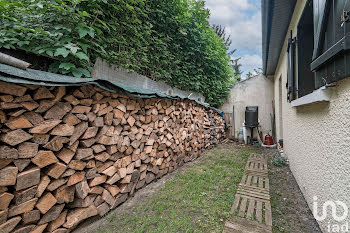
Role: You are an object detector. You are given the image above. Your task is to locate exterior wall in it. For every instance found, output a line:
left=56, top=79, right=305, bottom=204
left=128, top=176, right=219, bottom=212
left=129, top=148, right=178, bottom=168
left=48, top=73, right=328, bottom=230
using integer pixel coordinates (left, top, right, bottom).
left=92, top=58, right=206, bottom=103
left=220, top=74, right=274, bottom=138
left=273, top=0, right=350, bottom=231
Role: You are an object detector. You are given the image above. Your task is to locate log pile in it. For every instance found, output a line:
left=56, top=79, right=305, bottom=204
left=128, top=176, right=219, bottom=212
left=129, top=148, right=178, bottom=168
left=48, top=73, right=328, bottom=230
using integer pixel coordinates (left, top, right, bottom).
left=0, top=81, right=225, bottom=233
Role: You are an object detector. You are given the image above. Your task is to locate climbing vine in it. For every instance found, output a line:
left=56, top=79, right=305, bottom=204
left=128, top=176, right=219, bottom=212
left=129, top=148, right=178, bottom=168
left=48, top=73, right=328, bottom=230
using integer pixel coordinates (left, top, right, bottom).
left=0, top=0, right=233, bottom=106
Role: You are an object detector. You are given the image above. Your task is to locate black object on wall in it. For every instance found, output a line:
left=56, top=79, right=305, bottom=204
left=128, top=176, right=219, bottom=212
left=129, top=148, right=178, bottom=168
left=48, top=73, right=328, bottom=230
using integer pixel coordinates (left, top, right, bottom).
left=245, top=106, right=259, bottom=128
left=287, top=31, right=297, bottom=102
left=297, top=0, right=315, bottom=97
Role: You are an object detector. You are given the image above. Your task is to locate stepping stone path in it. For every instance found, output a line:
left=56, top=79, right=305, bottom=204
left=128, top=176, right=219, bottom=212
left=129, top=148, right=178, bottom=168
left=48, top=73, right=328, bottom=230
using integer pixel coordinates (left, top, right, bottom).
left=223, top=153, right=272, bottom=233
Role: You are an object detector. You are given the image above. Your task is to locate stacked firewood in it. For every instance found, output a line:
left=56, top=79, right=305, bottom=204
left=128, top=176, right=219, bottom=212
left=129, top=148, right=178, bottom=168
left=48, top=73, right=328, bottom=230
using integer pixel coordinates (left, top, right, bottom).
left=0, top=81, right=225, bottom=233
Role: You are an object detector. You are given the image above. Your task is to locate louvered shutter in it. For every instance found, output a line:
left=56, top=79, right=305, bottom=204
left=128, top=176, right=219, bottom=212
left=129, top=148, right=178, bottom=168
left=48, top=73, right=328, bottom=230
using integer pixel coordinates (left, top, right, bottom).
left=312, top=0, right=329, bottom=60
left=287, top=31, right=296, bottom=102
left=297, top=0, right=315, bottom=97
left=311, top=0, right=350, bottom=88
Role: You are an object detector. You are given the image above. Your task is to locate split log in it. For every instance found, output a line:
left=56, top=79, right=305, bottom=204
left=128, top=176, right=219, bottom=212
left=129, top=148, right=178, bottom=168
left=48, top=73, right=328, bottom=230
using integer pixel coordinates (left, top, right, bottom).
left=0, top=83, right=225, bottom=231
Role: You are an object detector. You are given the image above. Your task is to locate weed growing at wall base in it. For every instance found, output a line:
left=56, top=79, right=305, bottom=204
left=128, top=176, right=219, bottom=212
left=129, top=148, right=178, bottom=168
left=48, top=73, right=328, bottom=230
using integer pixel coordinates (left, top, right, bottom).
left=271, top=156, right=288, bottom=167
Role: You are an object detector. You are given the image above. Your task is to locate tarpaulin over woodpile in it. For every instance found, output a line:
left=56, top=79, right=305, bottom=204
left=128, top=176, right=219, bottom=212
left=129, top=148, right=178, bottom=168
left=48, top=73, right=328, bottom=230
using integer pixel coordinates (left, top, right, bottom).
left=0, top=63, right=223, bottom=116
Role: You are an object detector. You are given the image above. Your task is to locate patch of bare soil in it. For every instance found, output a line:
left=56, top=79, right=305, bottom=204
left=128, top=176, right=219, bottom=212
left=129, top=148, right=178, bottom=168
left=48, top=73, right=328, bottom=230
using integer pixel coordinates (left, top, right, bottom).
left=267, top=150, right=322, bottom=233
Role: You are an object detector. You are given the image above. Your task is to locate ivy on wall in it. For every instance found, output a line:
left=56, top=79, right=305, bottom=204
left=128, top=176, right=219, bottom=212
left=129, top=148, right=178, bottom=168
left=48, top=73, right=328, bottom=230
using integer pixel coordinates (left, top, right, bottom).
left=0, top=0, right=233, bottom=106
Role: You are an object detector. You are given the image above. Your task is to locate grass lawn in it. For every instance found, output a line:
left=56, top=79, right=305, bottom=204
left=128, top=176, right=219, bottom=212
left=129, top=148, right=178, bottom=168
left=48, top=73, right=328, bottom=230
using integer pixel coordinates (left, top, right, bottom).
left=96, top=144, right=256, bottom=233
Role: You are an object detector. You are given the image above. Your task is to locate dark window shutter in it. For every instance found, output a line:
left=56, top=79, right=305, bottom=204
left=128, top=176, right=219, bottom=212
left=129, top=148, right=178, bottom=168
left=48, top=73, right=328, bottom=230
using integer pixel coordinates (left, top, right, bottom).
left=312, top=0, right=350, bottom=87
left=313, top=0, right=330, bottom=60
left=287, top=31, right=297, bottom=102
left=297, top=0, right=315, bottom=97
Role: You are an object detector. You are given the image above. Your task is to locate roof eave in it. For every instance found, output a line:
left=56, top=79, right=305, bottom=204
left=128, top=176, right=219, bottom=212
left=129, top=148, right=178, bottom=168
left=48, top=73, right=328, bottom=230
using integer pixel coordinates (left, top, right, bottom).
left=262, top=0, right=297, bottom=76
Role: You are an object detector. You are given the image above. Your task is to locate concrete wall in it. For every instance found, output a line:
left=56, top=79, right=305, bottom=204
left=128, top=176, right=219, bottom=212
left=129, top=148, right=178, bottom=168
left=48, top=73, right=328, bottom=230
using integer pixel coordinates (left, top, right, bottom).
left=272, top=1, right=350, bottom=231
left=92, top=58, right=206, bottom=104
left=220, top=74, right=274, bottom=138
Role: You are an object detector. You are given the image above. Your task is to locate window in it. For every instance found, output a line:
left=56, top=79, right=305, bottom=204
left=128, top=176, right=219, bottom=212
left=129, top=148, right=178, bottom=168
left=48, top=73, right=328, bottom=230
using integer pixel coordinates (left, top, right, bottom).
left=287, top=0, right=350, bottom=103
left=312, top=0, right=350, bottom=88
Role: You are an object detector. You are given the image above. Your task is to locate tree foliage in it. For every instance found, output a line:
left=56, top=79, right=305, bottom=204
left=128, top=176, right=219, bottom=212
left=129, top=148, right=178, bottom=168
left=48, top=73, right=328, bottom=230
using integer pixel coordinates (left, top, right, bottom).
left=0, top=0, right=233, bottom=106
left=230, top=57, right=242, bottom=82
left=246, top=72, right=254, bottom=78
left=212, top=24, right=237, bottom=57
left=212, top=24, right=232, bottom=47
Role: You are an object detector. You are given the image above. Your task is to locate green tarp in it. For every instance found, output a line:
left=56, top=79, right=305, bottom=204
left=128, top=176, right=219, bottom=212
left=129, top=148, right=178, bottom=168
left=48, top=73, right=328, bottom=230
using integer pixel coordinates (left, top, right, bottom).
left=0, top=63, right=224, bottom=115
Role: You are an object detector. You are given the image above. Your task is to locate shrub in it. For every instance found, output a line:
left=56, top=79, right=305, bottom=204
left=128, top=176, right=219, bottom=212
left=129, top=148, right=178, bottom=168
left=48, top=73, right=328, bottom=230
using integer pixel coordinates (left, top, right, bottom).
left=0, top=0, right=233, bottom=106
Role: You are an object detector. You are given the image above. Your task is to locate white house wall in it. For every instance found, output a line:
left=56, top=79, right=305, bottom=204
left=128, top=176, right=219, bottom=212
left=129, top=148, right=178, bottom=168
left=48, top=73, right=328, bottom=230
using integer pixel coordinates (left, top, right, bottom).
left=273, top=0, right=350, bottom=231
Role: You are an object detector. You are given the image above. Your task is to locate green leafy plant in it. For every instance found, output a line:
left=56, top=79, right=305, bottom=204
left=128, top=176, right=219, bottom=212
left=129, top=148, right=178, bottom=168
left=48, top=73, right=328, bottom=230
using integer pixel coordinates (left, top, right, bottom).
left=0, top=0, right=233, bottom=106
left=272, top=157, right=288, bottom=167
